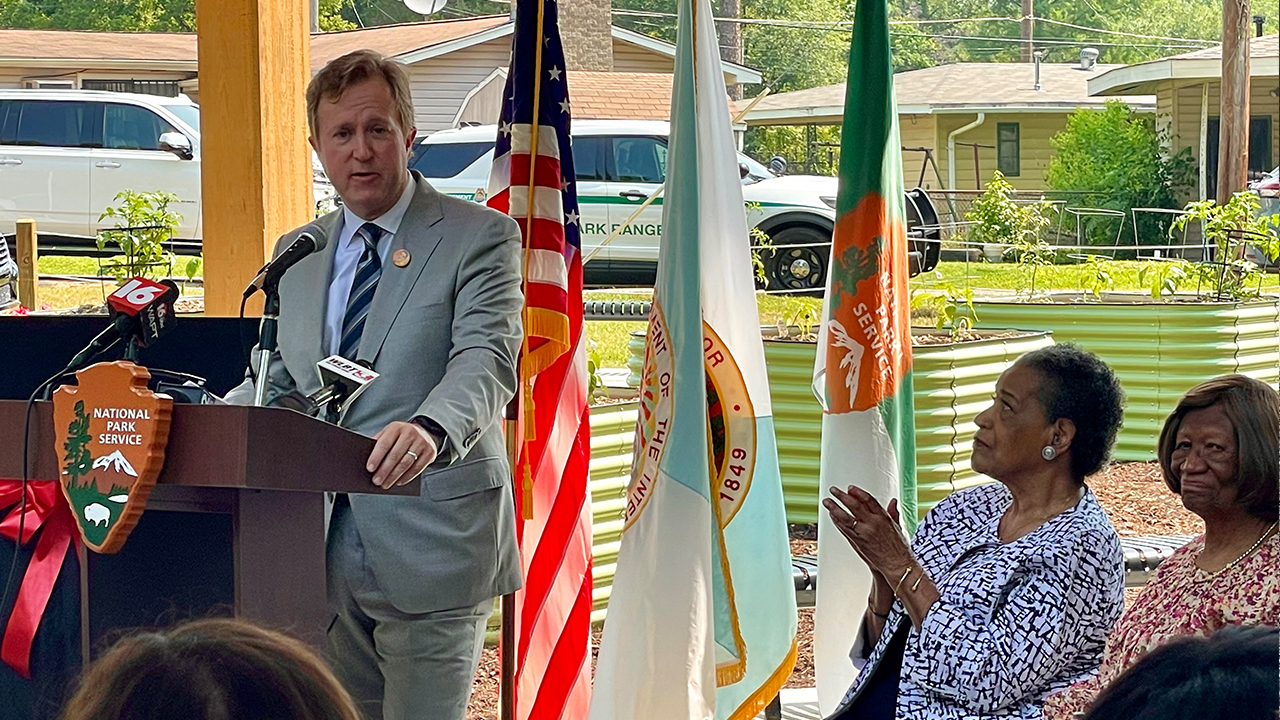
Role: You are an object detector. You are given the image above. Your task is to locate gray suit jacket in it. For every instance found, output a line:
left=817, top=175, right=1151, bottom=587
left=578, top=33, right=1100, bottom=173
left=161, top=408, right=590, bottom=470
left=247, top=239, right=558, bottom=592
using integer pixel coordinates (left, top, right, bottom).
left=227, top=171, right=524, bottom=614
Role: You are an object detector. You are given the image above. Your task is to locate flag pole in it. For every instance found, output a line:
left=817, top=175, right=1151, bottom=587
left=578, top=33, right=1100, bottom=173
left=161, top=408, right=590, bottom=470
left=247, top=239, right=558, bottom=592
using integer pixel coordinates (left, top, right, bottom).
left=501, top=395, right=519, bottom=720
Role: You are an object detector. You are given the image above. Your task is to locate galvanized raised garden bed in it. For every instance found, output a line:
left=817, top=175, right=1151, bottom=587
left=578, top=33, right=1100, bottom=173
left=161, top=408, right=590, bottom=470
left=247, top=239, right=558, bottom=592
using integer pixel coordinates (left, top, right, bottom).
left=969, top=293, right=1280, bottom=461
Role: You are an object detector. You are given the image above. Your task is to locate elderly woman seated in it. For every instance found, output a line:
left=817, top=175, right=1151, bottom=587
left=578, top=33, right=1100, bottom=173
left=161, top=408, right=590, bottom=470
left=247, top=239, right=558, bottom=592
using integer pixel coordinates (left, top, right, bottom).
left=1043, top=374, right=1279, bottom=719
left=823, top=344, right=1127, bottom=719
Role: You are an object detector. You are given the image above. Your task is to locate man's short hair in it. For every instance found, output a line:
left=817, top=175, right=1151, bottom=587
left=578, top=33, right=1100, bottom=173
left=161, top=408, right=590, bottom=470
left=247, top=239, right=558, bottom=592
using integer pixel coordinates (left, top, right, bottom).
left=307, top=49, right=415, bottom=137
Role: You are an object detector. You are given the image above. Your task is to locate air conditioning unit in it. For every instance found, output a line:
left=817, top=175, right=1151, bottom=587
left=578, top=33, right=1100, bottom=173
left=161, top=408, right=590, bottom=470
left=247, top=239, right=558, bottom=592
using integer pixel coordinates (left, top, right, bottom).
left=21, top=79, right=76, bottom=90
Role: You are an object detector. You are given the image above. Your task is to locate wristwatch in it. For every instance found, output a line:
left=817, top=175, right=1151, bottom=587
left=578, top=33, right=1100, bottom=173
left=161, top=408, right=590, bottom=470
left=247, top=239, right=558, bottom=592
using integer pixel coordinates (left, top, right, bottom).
left=411, top=416, right=449, bottom=461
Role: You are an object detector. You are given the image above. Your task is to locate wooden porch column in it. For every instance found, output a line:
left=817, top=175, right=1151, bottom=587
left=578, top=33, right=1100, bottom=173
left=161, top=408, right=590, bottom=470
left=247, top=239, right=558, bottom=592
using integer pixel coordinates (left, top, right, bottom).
left=197, top=0, right=312, bottom=316
left=1217, top=0, right=1251, bottom=204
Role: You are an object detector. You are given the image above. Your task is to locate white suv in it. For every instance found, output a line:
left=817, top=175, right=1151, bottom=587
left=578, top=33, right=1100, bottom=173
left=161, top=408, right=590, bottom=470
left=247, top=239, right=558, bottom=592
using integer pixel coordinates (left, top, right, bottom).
left=0, top=89, right=335, bottom=244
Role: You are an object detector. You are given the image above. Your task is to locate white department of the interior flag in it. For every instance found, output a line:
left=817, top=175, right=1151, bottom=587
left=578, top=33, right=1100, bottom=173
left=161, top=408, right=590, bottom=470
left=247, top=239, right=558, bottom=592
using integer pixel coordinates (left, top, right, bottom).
left=588, top=0, right=795, bottom=715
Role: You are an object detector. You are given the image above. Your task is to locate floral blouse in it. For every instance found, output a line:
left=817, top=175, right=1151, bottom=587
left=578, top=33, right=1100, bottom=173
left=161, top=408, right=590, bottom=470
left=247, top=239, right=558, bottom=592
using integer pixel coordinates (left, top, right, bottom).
left=1042, top=532, right=1280, bottom=719
left=832, top=483, right=1126, bottom=720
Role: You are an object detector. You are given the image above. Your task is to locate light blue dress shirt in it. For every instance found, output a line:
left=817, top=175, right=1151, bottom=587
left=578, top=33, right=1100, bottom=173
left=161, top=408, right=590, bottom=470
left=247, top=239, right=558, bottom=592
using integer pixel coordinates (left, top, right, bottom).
left=324, top=177, right=416, bottom=357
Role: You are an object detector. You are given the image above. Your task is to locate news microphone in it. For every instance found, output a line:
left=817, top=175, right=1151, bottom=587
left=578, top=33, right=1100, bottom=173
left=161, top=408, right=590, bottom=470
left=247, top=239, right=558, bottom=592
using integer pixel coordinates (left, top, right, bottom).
left=66, top=277, right=180, bottom=370
left=269, top=356, right=379, bottom=417
left=243, top=226, right=327, bottom=299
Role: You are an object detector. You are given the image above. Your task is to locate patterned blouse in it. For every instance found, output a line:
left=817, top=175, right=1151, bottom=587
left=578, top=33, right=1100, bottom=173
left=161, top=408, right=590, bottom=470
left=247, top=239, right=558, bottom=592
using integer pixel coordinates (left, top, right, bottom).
left=1042, top=532, right=1280, bottom=719
left=833, top=483, right=1126, bottom=720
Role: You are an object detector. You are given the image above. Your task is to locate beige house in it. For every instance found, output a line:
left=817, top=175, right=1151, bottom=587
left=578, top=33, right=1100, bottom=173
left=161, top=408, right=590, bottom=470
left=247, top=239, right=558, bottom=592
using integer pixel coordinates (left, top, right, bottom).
left=1088, top=34, right=1279, bottom=202
left=744, top=59, right=1155, bottom=191
left=0, top=16, right=760, bottom=134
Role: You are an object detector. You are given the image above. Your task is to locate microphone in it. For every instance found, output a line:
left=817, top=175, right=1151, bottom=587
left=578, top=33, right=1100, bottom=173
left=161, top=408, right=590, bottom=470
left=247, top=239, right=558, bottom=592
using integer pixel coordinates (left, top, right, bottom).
left=66, top=277, right=180, bottom=370
left=269, top=356, right=379, bottom=417
left=242, top=225, right=327, bottom=299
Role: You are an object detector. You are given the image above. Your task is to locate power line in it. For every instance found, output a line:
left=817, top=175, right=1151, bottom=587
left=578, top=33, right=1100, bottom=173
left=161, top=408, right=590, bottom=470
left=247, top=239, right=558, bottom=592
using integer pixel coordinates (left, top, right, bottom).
left=609, top=9, right=1218, bottom=47
left=1032, top=17, right=1218, bottom=43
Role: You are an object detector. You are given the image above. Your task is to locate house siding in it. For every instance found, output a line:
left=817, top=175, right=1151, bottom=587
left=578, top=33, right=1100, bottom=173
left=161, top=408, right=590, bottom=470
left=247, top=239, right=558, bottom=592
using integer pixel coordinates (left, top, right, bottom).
left=612, top=40, right=671, bottom=74
left=933, top=112, right=1068, bottom=191
left=1164, top=79, right=1279, bottom=201
left=898, top=113, right=939, bottom=188
left=407, top=38, right=513, bottom=134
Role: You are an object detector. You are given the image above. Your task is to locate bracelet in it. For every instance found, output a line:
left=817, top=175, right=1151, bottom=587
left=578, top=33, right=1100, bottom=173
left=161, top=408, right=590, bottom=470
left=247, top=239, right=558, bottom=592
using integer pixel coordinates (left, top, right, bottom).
left=870, top=608, right=890, bottom=619
left=892, top=566, right=915, bottom=596
left=911, top=572, right=925, bottom=593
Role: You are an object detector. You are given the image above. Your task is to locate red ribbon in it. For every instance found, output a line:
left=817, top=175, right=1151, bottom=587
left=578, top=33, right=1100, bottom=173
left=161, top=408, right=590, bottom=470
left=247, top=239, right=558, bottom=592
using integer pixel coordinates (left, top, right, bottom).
left=0, top=479, right=78, bottom=679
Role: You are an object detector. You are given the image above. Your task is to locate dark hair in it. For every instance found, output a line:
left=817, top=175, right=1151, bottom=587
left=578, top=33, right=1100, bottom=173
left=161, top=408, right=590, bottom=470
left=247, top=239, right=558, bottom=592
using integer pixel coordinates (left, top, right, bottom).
left=1157, top=374, right=1279, bottom=523
left=1016, top=344, right=1125, bottom=481
left=60, top=618, right=360, bottom=720
left=1083, top=624, right=1280, bottom=720
left=307, top=49, right=415, bottom=137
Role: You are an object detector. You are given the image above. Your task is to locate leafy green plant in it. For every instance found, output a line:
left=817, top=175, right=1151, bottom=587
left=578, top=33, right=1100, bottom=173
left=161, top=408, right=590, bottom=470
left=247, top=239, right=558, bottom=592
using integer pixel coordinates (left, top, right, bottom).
left=1079, top=254, right=1117, bottom=300
left=586, top=339, right=605, bottom=399
left=1047, top=100, right=1196, bottom=247
left=96, top=190, right=182, bottom=282
left=910, top=276, right=978, bottom=339
left=966, top=173, right=1052, bottom=296
left=746, top=202, right=776, bottom=286
left=1172, top=192, right=1280, bottom=301
left=1138, top=260, right=1192, bottom=300
left=966, top=174, right=1053, bottom=297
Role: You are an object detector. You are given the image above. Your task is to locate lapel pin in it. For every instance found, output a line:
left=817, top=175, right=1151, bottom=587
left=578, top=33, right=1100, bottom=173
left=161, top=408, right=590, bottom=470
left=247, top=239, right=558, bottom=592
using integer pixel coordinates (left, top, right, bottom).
left=392, top=249, right=412, bottom=268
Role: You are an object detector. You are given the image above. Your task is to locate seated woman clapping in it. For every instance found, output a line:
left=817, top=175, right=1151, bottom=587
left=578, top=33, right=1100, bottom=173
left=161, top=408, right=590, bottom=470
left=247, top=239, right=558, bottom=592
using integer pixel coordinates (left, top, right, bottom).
left=823, top=344, right=1127, bottom=719
left=1043, top=375, right=1279, bottom=719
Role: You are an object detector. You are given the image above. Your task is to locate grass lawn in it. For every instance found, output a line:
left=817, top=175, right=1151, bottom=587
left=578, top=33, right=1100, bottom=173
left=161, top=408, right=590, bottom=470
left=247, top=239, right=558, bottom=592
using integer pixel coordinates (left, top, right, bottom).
left=37, top=255, right=203, bottom=279
left=584, top=260, right=1280, bottom=368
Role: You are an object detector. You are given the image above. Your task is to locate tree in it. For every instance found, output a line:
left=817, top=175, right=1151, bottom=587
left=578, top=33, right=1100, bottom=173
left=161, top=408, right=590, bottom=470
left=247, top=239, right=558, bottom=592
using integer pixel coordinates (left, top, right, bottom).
left=1047, top=99, right=1196, bottom=245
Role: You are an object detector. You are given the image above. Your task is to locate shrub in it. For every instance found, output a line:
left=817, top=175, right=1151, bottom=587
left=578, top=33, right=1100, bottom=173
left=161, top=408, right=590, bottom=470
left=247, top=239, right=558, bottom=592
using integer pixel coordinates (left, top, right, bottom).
left=1047, top=100, right=1195, bottom=246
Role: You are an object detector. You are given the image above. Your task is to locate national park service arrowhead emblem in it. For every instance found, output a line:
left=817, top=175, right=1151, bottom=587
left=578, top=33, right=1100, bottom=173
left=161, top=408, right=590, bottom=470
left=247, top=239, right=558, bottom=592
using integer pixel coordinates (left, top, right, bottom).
left=52, top=361, right=173, bottom=553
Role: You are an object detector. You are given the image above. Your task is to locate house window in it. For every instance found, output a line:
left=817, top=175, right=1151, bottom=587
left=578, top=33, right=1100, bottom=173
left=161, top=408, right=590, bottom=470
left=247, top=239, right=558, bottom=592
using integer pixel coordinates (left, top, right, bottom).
left=1206, top=116, right=1274, bottom=196
left=997, top=123, right=1020, bottom=177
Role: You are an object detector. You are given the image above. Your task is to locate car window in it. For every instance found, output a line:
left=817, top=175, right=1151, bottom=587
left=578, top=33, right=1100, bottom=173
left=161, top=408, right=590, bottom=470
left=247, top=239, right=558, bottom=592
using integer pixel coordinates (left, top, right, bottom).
left=6, top=100, right=98, bottom=148
left=103, top=104, right=177, bottom=151
left=612, top=136, right=666, bottom=184
left=410, top=141, right=493, bottom=178
left=165, top=104, right=201, bottom=134
left=571, top=136, right=608, bottom=182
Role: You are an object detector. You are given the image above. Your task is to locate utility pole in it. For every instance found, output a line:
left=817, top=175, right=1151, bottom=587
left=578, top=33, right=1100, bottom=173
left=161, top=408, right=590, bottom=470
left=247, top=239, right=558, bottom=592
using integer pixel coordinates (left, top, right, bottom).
left=1020, top=0, right=1034, bottom=62
left=718, top=0, right=744, bottom=100
left=1217, top=0, right=1251, bottom=203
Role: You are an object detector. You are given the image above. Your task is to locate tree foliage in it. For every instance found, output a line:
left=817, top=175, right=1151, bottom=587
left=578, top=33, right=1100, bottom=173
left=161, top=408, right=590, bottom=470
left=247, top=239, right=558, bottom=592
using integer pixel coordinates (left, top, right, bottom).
left=1047, top=100, right=1195, bottom=244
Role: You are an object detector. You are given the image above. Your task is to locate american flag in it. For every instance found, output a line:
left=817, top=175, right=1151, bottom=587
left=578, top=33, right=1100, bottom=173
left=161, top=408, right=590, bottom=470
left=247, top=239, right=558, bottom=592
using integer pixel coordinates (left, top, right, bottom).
left=485, top=0, right=593, bottom=718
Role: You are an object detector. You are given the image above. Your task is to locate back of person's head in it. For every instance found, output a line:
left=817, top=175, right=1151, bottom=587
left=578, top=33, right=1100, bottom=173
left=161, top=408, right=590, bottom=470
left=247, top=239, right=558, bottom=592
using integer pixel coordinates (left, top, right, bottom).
left=1016, top=343, right=1125, bottom=481
left=1083, top=624, right=1280, bottom=720
left=60, top=618, right=360, bottom=720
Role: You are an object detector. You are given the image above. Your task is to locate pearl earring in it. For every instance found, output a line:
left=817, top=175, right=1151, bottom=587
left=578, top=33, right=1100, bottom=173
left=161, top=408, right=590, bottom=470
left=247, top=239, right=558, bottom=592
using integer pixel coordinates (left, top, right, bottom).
left=1041, top=446, right=1057, bottom=461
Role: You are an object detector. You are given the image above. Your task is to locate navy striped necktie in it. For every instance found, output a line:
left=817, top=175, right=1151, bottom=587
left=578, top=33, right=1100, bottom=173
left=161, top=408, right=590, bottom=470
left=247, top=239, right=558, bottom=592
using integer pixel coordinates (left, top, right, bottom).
left=339, top=222, right=383, bottom=360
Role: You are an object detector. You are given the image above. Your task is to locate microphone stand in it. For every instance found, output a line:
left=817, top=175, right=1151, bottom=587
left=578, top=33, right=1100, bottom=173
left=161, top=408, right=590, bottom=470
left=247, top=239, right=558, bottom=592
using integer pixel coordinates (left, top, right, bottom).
left=253, top=283, right=282, bottom=407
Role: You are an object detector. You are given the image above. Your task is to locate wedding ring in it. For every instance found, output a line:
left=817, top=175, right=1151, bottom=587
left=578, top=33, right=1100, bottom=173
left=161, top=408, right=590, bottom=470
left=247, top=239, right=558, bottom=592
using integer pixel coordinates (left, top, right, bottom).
left=406, top=450, right=419, bottom=461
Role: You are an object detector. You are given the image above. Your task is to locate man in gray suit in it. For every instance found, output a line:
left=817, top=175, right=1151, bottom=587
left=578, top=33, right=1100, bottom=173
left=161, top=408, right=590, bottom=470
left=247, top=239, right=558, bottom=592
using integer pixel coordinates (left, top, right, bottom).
left=227, top=50, right=522, bottom=720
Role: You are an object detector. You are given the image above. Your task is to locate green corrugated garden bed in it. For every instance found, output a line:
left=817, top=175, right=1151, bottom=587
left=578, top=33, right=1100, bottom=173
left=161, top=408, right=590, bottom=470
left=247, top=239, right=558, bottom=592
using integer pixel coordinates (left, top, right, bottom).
left=968, top=293, right=1280, bottom=461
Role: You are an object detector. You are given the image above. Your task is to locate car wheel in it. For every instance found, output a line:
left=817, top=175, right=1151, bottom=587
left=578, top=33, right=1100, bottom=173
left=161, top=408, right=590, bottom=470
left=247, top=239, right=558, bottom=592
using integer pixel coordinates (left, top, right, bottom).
left=761, top=224, right=830, bottom=296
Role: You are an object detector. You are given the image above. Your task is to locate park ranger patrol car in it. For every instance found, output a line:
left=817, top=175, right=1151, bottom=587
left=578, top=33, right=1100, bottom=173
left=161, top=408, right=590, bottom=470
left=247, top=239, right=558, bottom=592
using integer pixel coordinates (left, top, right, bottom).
left=410, top=120, right=937, bottom=292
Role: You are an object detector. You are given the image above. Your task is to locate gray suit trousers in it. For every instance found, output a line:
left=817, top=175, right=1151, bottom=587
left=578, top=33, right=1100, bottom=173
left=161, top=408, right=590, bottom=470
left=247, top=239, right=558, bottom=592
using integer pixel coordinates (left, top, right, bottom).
left=326, top=496, right=491, bottom=720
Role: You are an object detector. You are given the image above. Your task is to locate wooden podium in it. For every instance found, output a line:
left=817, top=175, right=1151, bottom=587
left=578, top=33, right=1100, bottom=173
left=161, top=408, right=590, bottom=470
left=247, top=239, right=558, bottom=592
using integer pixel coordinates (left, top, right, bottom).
left=0, top=400, right=417, bottom=658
